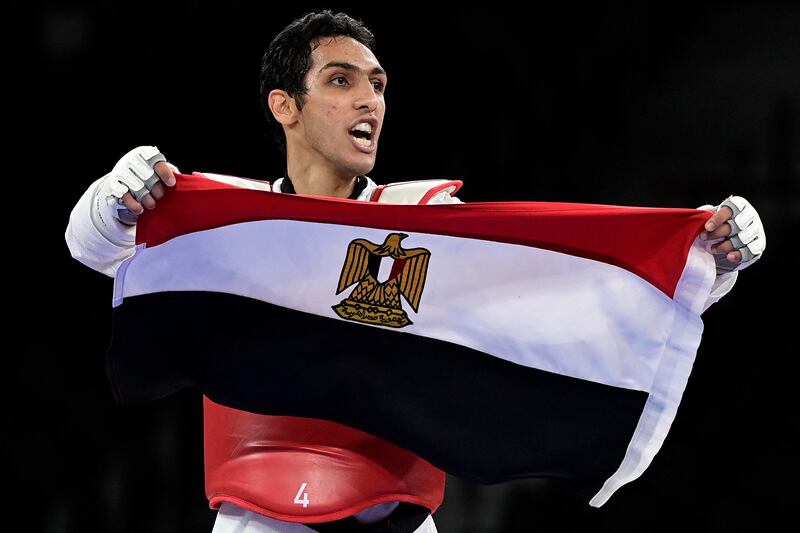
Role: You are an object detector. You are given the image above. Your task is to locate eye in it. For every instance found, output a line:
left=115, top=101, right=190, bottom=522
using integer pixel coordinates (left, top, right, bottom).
left=331, top=76, right=349, bottom=86
left=372, top=80, right=386, bottom=92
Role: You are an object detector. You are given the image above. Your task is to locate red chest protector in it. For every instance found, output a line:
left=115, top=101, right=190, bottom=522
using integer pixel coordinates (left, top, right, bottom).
left=203, top=176, right=462, bottom=523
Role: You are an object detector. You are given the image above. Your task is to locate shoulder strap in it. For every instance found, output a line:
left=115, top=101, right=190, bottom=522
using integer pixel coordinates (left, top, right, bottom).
left=370, top=179, right=463, bottom=205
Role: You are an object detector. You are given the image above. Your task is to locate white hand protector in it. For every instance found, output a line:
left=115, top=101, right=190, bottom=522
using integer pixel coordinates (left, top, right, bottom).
left=101, top=145, right=170, bottom=225
left=701, top=195, right=766, bottom=273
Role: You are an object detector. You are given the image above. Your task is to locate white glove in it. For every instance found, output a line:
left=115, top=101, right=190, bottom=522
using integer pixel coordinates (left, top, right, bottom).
left=100, top=145, right=176, bottom=225
left=699, top=195, right=765, bottom=273
left=88, top=146, right=178, bottom=247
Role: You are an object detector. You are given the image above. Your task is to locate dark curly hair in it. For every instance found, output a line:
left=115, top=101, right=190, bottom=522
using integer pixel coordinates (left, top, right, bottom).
left=260, top=10, right=377, bottom=155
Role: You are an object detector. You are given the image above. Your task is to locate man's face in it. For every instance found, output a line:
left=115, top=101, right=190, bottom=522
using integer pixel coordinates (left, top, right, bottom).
left=292, top=36, right=387, bottom=177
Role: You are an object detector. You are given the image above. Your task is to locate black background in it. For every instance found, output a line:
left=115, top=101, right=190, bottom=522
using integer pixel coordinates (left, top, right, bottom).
left=10, top=1, right=799, bottom=531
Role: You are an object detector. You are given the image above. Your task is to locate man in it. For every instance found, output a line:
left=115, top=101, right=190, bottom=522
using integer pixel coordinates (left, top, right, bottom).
left=65, top=9, right=764, bottom=533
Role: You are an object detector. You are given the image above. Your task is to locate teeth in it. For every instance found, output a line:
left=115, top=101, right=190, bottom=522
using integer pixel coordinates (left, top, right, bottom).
left=352, top=122, right=373, bottom=134
left=353, top=136, right=372, bottom=147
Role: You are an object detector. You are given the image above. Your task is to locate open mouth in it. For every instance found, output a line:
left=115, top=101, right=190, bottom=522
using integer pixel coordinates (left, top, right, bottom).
left=348, top=124, right=375, bottom=147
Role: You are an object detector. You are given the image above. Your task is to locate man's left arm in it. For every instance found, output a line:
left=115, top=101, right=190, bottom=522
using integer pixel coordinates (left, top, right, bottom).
left=697, top=195, right=766, bottom=312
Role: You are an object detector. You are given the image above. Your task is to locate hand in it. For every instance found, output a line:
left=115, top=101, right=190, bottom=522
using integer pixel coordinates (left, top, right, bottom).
left=105, top=146, right=180, bottom=224
left=699, top=195, right=765, bottom=273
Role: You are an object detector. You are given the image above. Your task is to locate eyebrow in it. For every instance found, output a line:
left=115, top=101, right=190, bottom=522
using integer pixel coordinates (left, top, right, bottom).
left=318, top=61, right=387, bottom=77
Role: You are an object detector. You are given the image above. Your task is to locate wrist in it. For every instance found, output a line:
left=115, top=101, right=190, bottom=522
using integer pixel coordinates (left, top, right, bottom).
left=90, top=174, right=136, bottom=246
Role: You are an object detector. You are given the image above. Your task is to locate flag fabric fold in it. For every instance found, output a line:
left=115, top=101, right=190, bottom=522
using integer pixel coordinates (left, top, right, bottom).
left=107, top=173, right=716, bottom=506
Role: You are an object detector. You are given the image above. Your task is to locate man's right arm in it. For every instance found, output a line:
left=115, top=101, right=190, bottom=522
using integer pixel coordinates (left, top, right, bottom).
left=65, top=173, right=137, bottom=277
left=64, top=146, right=178, bottom=278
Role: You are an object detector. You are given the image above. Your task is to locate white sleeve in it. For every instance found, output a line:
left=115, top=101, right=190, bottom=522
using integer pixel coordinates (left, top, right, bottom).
left=426, top=190, right=464, bottom=205
left=702, top=270, right=738, bottom=313
left=65, top=175, right=136, bottom=278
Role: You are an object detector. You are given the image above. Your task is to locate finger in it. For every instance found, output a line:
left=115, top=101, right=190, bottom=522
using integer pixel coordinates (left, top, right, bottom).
left=704, top=205, right=733, bottom=231
left=150, top=181, right=165, bottom=200
left=726, top=250, right=742, bottom=263
left=702, top=222, right=731, bottom=241
left=154, top=161, right=177, bottom=187
left=140, top=192, right=156, bottom=209
left=710, top=240, right=735, bottom=254
left=120, top=192, right=144, bottom=215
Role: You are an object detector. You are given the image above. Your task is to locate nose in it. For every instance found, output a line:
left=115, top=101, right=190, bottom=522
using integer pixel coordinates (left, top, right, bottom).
left=353, top=78, right=380, bottom=111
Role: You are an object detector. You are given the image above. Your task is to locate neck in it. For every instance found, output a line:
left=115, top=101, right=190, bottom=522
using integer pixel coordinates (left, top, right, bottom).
left=285, top=150, right=356, bottom=198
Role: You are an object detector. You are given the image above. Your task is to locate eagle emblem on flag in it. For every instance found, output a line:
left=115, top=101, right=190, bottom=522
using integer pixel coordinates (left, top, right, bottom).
left=332, top=232, right=431, bottom=328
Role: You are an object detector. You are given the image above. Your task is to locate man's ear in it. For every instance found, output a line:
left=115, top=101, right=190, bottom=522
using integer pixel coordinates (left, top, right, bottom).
left=268, top=90, right=298, bottom=125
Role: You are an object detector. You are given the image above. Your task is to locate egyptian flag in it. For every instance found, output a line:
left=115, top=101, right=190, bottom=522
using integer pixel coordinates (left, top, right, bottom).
left=106, top=172, right=716, bottom=506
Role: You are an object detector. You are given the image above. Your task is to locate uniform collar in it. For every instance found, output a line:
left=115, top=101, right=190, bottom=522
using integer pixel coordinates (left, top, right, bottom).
left=280, top=175, right=367, bottom=200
